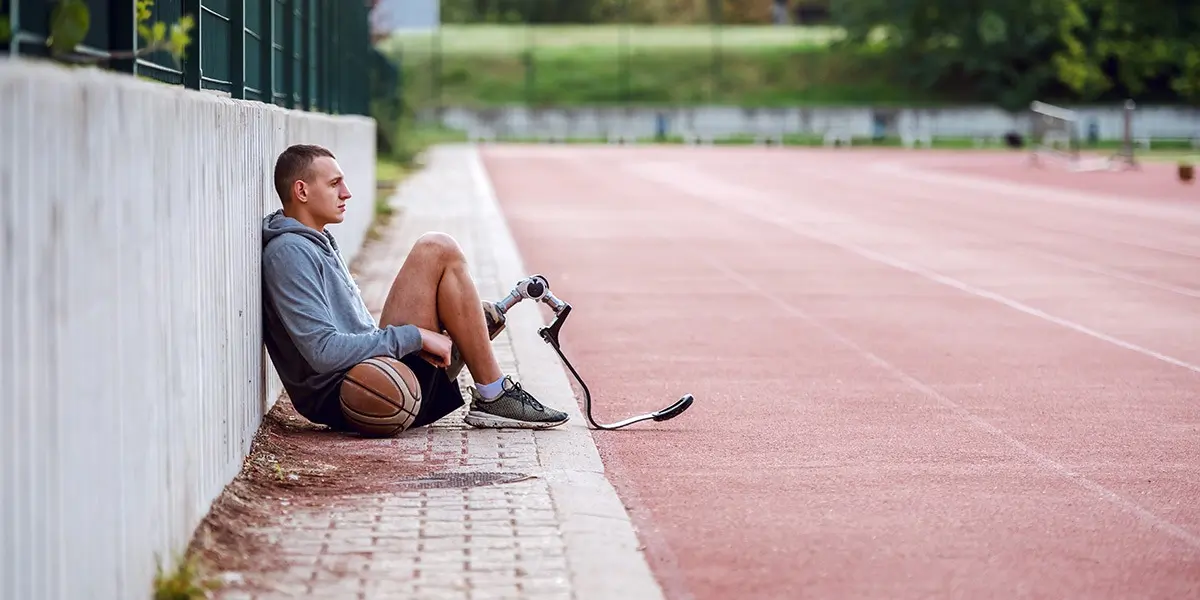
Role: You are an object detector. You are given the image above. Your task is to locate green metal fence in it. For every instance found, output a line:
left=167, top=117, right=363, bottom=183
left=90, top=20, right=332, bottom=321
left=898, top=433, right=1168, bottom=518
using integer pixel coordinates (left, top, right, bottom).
left=3, top=0, right=374, bottom=116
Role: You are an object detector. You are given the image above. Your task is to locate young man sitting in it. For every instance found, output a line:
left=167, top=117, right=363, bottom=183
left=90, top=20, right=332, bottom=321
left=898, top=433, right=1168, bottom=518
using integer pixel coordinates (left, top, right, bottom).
left=260, top=143, right=569, bottom=432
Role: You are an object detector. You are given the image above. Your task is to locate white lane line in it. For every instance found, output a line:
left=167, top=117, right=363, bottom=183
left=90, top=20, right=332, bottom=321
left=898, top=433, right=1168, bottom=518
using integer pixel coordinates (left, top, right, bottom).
left=765, top=160, right=1200, bottom=299
left=1023, top=248, right=1200, bottom=299
left=700, top=255, right=1200, bottom=551
left=870, top=160, right=1200, bottom=226
left=627, top=161, right=1200, bottom=377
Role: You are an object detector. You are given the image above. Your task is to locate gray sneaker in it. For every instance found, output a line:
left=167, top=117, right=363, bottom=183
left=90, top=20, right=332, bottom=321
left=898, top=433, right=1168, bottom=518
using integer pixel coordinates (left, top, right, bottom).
left=463, top=375, right=569, bottom=429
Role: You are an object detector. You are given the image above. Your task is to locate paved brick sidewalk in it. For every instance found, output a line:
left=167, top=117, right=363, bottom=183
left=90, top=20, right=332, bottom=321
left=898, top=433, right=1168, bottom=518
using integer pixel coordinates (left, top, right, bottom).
left=196, top=146, right=661, bottom=600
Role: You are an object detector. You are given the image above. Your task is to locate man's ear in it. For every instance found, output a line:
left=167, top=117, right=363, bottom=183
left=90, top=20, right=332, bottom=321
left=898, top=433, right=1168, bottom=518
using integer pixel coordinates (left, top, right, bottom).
left=293, top=179, right=307, bottom=204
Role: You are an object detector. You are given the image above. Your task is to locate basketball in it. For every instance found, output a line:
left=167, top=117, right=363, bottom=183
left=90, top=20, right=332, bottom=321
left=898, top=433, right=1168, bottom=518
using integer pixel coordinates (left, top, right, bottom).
left=339, top=356, right=422, bottom=438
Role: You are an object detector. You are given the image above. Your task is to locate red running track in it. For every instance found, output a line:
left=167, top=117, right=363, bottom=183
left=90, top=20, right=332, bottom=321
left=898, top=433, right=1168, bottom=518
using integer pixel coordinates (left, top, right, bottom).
left=481, top=145, right=1200, bottom=600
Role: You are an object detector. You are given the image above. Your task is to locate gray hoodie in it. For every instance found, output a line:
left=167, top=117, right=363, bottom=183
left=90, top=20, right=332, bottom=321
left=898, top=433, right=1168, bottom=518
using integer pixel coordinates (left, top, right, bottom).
left=261, top=209, right=422, bottom=428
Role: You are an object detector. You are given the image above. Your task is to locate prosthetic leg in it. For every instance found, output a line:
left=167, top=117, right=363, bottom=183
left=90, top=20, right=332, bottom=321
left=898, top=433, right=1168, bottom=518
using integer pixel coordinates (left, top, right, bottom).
left=453, top=275, right=694, bottom=430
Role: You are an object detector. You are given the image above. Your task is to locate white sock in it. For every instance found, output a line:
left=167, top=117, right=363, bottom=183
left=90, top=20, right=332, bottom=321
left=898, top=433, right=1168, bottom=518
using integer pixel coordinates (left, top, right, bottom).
left=475, top=376, right=506, bottom=401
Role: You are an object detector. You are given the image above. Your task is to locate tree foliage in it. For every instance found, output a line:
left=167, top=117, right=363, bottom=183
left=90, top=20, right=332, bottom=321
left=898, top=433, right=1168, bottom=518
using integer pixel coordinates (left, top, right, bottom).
left=1053, top=0, right=1200, bottom=102
left=830, top=0, right=1200, bottom=110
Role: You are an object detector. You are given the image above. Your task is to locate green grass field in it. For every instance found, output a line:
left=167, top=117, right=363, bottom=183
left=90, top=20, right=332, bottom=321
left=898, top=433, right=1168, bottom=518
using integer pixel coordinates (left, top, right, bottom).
left=383, top=24, right=842, bottom=55
left=1138, top=150, right=1200, bottom=163
left=380, top=24, right=939, bottom=108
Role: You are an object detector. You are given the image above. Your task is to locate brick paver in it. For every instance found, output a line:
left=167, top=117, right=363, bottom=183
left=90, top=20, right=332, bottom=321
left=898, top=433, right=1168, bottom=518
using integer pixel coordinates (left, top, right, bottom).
left=248, top=477, right=570, bottom=599
left=210, top=146, right=661, bottom=600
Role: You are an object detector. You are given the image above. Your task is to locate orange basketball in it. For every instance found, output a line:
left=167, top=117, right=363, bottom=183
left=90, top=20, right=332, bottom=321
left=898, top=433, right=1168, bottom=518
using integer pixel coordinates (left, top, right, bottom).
left=339, top=357, right=422, bottom=437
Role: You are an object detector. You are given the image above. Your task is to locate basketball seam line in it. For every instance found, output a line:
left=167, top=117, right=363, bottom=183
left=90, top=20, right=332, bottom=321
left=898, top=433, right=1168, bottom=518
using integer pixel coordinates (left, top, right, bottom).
left=342, top=379, right=406, bottom=417
left=363, top=358, right=420, bottom=428
left=365, top=358, right=420, bottom=405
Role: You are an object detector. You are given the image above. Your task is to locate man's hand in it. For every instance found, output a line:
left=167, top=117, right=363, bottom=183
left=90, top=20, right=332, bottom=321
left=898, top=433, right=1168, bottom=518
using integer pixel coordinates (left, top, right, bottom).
left=417, top=327, right=453, bottom=368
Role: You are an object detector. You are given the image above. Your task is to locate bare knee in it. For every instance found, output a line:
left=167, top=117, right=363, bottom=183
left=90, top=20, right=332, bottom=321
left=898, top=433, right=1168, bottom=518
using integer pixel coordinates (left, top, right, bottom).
left=411, top=231, right=465, bottom=266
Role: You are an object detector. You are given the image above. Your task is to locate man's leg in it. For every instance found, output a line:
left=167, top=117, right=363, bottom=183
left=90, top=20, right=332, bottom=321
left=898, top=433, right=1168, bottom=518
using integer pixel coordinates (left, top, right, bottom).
left=379, top=231, right=501, bottom=384
left=379, top=232, right=568, bottom=429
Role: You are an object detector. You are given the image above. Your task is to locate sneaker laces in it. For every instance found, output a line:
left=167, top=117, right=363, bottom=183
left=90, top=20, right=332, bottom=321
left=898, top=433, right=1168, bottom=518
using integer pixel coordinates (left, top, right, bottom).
left=504, top=379, right=546, bottom=412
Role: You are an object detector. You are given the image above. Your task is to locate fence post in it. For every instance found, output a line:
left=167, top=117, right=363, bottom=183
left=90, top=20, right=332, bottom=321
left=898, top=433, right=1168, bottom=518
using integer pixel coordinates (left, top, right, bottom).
left=315, top=0, right=325, bottom=111
left=263, top=0, right=275, bottom=104
left=182, top=0, right=202, bottom=89
left=283, top=0, right=296, bottom=108
left=330, top=0, right=339, bottom=113
left=5, top=0, right=18, bottom=56
left=300, top=0, right=312, bottom=110
left=231, top=0, right=245, bottom=99
left=319, top=0, right=327, bottom=111
left=709, top=0, right=722, bottom=101
left=619, top=0, right=630, bottom=105
left=523, top=18, right=535, bottom=106
left=109, top=0, right=137, bottom=74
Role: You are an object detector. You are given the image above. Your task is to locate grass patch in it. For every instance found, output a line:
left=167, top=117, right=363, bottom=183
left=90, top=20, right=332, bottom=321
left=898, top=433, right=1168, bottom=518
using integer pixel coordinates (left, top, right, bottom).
left=370, top=155, right=405, bottom=242
left=382, top=25, right=948, bottom=108
left=374, top=155, right=405, bottom=219
left=375, top=155, right=408, bottom=184
left=152, top=553, right=220, bottom=600
left=1137, top=149, right=1200, bottom=163
left=391, top=124, right=471, bottom=162
left=384, top=24, right=842, bottom=55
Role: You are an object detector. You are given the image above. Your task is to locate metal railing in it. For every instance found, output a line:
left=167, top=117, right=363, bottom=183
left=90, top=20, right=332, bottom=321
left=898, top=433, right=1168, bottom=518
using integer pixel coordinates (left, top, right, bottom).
left=3, top=0, right=372, bottom=115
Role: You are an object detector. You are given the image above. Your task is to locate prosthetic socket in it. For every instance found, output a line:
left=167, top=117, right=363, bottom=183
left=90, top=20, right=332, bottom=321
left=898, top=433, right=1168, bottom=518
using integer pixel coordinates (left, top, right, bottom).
left=484, top=275, right=567, bottom=338
left=446, top=275, right=568, bottom=380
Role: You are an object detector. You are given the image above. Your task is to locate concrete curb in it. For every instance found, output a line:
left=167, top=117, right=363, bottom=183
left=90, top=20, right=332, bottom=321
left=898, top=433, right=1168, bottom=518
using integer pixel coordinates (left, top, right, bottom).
left=465, top=145, right=666, bottom=600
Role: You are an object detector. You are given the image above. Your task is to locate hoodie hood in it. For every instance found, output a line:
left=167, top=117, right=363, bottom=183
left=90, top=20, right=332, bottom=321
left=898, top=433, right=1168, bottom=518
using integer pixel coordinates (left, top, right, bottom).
left=261, top=208, right=367, bottom=321
left=262, top=209, right=337, bottom=255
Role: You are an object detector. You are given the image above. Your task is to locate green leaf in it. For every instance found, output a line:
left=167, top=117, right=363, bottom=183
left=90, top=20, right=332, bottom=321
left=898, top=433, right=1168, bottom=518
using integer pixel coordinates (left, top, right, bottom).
left=177, top=14, right=195, bottom=31
left=168, top=23, right=191, bottom=57
left=170, top=15, right=193, bottom=54
left=977, top=11, right=1008, bottom=46
left=0, top=16, right=11, bottom=43
left=166, top=15, right=195, bottom=66
left=137, top=0, right=154, bottom=23
left=47, top=0, right=90, bottom=56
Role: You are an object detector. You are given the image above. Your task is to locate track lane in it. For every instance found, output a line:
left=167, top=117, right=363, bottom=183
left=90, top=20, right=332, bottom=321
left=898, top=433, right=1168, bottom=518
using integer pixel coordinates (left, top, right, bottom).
left=481, top=145, right=1200, bottom=600
left=615, top=153, right=1200, bottom=367
left=634, top=147, right=1200, bottom=257
left=743, top=154, right=1200, bottom=287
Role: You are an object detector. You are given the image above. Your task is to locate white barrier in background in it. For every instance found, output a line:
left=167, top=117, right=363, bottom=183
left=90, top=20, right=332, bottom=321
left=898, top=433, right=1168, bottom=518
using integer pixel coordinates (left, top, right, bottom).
left=436, top=104, right=1200, bottom=144
left=0, top=58, right=377, bottom=600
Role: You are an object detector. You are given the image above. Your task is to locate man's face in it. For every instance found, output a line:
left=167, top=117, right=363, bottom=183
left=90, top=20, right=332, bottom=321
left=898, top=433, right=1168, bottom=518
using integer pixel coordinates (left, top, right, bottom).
left=298, top=156, right=351, bottom=226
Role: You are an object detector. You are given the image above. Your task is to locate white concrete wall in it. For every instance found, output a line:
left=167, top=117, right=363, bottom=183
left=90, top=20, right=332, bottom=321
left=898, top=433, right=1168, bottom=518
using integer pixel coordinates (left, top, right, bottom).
left=0, top=58, right=377, bottom=600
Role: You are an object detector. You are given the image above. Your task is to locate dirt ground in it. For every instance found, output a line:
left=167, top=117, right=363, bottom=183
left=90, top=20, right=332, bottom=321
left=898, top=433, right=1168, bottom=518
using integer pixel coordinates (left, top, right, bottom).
left=183, top=396, right=452, bottom=594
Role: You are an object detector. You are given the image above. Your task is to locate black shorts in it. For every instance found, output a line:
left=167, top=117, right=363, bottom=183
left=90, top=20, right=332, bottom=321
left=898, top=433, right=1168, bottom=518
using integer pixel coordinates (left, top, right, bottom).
left=398, top=353, right=467, bottom=429
left=328, top=354, right=466, bottom=433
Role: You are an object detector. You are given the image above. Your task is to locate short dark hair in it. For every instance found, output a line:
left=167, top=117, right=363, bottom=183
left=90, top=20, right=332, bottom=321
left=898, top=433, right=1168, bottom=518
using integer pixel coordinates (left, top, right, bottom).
left=274, top=144, right=335, bottom=204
